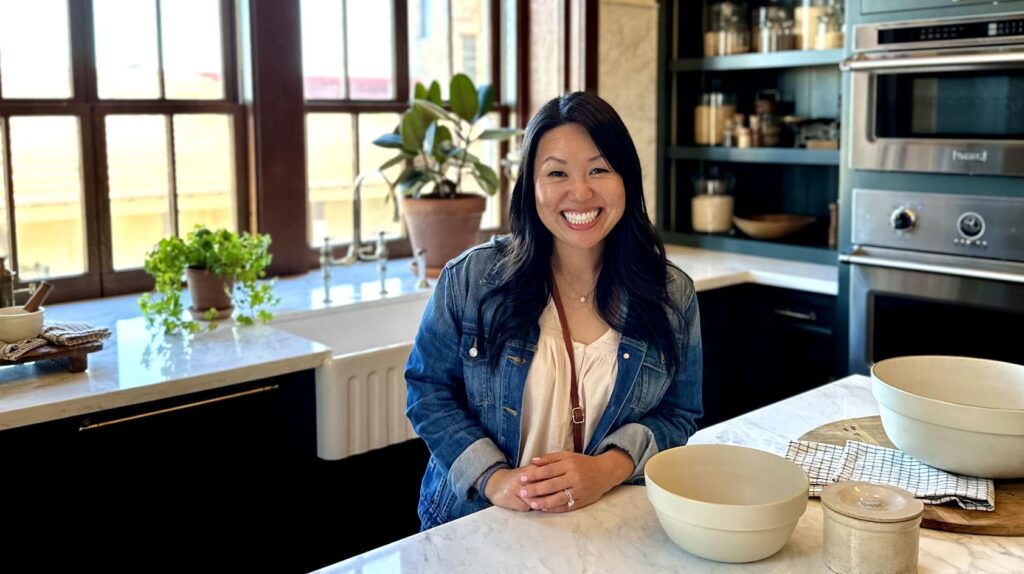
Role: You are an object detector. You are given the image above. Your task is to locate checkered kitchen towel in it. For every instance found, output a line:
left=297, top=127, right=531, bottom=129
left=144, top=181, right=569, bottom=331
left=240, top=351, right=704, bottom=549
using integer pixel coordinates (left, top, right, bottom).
left=41, top=322, right=111, bottom=347
left=785, top=440, right=995, bottom=511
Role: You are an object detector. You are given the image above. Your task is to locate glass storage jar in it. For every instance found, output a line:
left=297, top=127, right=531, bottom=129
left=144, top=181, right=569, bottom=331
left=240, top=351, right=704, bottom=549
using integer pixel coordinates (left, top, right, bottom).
left=795, top=0, right=843, bottom=50
left=705, top=0, right=751, bottom=56
left=692, top=167, right=735, bottom=233
left=753, top=0, right=795, bottom=53
left=694, top=91, right=737, bottom=146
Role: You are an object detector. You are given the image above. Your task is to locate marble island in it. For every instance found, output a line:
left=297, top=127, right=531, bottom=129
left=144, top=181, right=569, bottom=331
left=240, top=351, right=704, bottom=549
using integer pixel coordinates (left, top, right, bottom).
left=0, top=246, right=836, bottom=432
left=318, top=375, right=1023, bottom=574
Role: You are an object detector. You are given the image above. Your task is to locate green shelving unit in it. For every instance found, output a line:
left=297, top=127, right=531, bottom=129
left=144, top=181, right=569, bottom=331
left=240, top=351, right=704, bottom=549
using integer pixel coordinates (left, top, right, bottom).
left=669, top=49, right=844, bottom=72
left=657, top=1, right=844, bottom=266
left=667, top=146, right=840, bottom=166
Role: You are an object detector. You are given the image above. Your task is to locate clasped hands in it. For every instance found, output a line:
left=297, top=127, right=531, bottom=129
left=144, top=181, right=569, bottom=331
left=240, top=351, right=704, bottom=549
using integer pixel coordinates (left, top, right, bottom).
left=484, top=448, right=634, bottom=513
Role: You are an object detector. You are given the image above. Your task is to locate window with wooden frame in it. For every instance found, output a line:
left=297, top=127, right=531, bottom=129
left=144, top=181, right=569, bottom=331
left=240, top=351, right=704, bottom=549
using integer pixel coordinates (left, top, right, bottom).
left=0, top=0, right=245, bottom=302
left=301, top=0, right=517, bottom=259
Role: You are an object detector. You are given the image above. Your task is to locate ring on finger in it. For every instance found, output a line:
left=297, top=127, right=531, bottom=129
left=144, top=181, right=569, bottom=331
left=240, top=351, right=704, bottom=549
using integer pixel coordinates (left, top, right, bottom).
left=564, top=488, right=575, bottom=508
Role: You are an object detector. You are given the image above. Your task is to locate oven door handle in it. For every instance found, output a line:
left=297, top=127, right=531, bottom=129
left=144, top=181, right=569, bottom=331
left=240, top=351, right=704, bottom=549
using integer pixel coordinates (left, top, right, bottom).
left=842, top=51, right=1024, bottom=71
left=839, top=253, right=1024, bottom=284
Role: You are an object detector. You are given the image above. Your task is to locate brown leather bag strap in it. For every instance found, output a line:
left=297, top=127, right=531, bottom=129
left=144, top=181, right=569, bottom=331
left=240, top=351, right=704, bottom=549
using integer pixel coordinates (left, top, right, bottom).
left=551, top=280, right=585, bottom=454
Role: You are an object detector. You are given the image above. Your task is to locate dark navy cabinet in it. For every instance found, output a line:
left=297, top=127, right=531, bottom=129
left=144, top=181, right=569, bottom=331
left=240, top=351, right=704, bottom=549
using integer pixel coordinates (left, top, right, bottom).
left=697, top=285, right=838, bottom=429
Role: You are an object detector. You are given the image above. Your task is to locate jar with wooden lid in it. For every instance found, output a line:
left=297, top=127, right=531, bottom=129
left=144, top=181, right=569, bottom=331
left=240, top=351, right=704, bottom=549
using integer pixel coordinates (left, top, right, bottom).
left=821, top=482, right=923, bottom=574
left=691, top=167, right=735, bottom=233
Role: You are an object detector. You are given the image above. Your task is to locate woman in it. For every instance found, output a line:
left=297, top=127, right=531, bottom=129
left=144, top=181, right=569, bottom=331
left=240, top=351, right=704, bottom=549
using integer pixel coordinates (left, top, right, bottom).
left=405, top=91, right=702, bottom=530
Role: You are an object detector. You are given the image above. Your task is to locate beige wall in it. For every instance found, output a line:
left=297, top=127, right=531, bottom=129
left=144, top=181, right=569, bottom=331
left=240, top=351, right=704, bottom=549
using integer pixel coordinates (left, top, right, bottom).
left=598, top=0, right=659, bottom=221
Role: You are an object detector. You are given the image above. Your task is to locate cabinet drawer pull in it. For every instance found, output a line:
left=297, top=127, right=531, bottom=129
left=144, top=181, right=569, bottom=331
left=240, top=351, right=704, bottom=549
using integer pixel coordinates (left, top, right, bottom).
left=78, top=384, right=279, bottom=432
left=773, top=308, right=817, bottom=322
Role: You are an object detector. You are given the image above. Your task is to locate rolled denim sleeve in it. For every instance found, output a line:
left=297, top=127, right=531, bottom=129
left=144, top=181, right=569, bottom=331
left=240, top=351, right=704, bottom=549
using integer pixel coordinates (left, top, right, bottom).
left=405, top=266, right=508, bottom=502
left=596, top=286, right=703, bottom=483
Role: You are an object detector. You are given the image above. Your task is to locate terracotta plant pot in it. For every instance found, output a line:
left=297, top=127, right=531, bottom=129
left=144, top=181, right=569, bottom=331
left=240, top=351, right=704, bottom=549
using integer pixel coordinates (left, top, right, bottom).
left=402, top=194, right=487, bottom=278
left=186, top=267, right=234, bottom=320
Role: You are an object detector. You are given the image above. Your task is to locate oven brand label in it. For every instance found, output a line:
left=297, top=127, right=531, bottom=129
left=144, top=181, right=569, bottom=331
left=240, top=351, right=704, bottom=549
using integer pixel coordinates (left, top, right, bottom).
left=952, top=149, right=988, bottom=163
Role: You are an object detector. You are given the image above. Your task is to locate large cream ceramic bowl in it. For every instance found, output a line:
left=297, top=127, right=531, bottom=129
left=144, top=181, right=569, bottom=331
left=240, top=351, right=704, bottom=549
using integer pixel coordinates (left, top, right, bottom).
left=644, top=444, right=809, bottom=563
left=0, top=306, right=44, bottom=343
left=872, top=356, right=1024, bottom=479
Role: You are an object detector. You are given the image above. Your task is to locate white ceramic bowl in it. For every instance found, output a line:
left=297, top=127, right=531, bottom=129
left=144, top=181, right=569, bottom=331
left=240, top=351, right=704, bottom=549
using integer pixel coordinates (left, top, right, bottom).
left=872, top=355, right=1024, bottom=479
left=0, top=306, right=44, bottom=343
left=645, top=444, right=809, bottom=563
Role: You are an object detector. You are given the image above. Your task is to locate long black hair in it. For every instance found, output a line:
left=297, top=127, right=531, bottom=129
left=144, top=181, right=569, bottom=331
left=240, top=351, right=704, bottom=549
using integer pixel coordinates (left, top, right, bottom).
left=477, top=92, right=682, bottom=372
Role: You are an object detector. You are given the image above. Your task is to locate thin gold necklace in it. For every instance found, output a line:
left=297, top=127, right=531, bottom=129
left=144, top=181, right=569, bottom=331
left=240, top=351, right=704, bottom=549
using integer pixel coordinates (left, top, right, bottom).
left=554, top=267, right=598, bottom=304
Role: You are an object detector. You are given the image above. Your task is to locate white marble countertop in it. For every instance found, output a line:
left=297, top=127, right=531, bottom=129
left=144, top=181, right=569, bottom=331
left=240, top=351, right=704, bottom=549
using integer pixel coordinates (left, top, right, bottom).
left=0, top=245, right=836, bottom=431
left=317, top=375, right=1024, bottom=574
left=667, top=245, right=838, bottom=296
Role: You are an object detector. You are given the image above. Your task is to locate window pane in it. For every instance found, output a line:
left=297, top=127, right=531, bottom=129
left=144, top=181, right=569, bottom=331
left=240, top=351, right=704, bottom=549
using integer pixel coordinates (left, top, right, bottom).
left=348, top=1, right=394, bottom=99
left=301, top=0, right=347, bottom=99
left=358, top=113, right=403, bottom=240
left=0, top=121, right=10, bottom=260
left=463, top=113, right=502, bottom=229
left=502, top=0, right=517, bottom=105
left=106, top=115, right=172, bottom=270
left=451, top=0, right=489, bottom=86
left=9, top=116, right=86, bottom=280
left=174, top=114, right=236, bottom=235
left=94, top=0, right=161, bottom=99
left=306, top=113, right=355, bottom=245
left=0, top=0, right=72, bottom=99
left=409, top=0, right=451, bottom=93
left=528, top=0, right=563, bottom=118
left=161, top=0, right=224, bottom=100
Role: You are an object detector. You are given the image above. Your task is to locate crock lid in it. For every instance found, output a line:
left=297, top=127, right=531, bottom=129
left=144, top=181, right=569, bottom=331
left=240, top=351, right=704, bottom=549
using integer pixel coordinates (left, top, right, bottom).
left=821, top=481, right=924, bottom=523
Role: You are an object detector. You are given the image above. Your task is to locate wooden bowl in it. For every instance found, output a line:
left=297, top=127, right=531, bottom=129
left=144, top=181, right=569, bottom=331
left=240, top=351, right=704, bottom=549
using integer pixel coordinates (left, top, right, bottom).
left=732, top=214, right=816, bottom=239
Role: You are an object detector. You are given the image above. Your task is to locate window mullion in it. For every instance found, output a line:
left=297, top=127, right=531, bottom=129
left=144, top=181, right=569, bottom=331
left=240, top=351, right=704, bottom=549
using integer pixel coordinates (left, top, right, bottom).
left=1, top=117, right=17, bottom=272
left=155, top=0, right=167, bottom=99
left=166, top=114, right=179, bottom=237
left=341, top=0, right=351, bottom=100
left=448, top=0, right=455, bottom=80
left=394, top=0, right=410, bottom=101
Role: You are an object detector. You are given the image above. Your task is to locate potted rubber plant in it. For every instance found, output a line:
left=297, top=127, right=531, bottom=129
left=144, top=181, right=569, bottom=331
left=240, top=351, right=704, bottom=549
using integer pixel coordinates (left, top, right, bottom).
left=374, top=73, right=519, bottom=276
left=139, top=226, right=279, bottom=335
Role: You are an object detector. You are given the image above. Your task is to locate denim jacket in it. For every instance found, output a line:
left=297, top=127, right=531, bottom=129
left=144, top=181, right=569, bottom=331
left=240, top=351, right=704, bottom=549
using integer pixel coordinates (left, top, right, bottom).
left=405, top=237, right=703, bottom=530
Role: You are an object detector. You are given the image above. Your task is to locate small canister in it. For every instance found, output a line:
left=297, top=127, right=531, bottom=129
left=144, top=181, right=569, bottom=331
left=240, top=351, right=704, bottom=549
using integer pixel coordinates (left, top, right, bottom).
left=821, top=481, right=924, bottom=574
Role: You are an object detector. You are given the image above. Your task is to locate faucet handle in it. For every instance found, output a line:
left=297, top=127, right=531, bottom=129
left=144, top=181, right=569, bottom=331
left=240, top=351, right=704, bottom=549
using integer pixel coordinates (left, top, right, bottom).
left=416, top=248, right=430, bottom=289
left=374, top=230, right=389, bottom=260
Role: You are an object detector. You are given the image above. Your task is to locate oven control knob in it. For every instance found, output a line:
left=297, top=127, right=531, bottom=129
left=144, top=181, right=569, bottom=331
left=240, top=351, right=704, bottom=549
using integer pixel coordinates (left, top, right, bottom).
left=890, top=208, right=917, bottom=232
left=957, top=212, right=985, bottom=239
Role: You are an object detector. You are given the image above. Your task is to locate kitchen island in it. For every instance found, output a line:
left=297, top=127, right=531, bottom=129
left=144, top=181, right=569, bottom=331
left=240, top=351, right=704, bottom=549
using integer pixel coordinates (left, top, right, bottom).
left=316, top=375, right=1023, bottom=573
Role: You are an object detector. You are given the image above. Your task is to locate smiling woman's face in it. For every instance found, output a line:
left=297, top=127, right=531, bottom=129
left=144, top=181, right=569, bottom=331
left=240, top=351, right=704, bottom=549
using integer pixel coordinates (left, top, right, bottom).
left=533, top=123, right=625, bottom=253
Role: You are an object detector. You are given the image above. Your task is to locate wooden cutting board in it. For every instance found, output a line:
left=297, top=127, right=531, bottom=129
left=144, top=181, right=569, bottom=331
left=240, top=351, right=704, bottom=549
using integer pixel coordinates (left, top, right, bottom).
left=799, top=416, right=1023, bottom=536
left=0, top=341, right=103, bottom=373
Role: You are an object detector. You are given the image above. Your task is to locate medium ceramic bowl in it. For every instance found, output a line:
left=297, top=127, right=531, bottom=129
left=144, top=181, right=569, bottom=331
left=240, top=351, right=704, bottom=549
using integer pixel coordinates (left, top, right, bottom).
left=645, top=444, right=809, bottom=563
left=0, top=306, right=44, bottom=343
left=732, top=214, right=816, bottom=239
left=872, top=355, right=1024, bottom=479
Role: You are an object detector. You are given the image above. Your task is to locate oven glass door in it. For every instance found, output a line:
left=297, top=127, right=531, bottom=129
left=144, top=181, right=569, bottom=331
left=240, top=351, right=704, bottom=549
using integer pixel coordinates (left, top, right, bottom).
left=875, top=69, right=1024, bottom=140
left=848, top=260, right=1024, bottom=373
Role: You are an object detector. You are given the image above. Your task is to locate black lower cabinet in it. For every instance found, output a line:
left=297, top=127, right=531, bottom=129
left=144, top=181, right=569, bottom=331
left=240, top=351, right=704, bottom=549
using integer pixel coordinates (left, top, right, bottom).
left=0, top=370, right=429, bottom=573
left=697, top=284, right=838, bottom=429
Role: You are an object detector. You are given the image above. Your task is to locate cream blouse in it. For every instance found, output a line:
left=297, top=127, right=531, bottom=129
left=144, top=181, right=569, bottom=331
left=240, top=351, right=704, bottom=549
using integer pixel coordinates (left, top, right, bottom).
left=518, top=297, right=621, bottom=463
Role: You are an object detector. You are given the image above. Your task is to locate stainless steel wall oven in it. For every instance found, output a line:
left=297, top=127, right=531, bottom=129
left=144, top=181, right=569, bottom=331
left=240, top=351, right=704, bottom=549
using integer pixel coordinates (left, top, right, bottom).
left=841, top=188, right=1024, bottom=374
left=846, top=12, right=1024, bottom=177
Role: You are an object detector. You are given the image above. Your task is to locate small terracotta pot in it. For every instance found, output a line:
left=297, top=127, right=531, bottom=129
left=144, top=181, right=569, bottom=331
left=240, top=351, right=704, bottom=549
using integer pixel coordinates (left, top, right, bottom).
left=186, top=267, right=234, bottom=320
left=402, top=194, right=486, bottom=277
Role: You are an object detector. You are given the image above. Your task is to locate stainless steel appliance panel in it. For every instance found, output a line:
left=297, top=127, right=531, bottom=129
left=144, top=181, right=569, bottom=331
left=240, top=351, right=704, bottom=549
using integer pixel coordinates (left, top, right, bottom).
left=851, top=189, right=1024, bottom=260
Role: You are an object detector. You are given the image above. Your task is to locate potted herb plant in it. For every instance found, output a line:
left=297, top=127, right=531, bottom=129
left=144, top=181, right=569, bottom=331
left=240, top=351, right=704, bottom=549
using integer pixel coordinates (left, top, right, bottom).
left=374, top=73, right=519, bottom=276
left=139, top=226, right=279, bottom=335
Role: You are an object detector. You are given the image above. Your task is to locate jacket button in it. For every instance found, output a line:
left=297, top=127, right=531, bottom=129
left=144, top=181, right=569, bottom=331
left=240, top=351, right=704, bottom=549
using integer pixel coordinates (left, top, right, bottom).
left=469, top=347, right=479, bottom=358
left=623, top=352, right=630, bottom=360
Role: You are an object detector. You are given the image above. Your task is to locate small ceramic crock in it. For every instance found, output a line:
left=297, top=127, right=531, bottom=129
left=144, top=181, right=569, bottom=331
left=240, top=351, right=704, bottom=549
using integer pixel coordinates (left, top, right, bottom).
left=821, top=481, right=924, bottom=574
